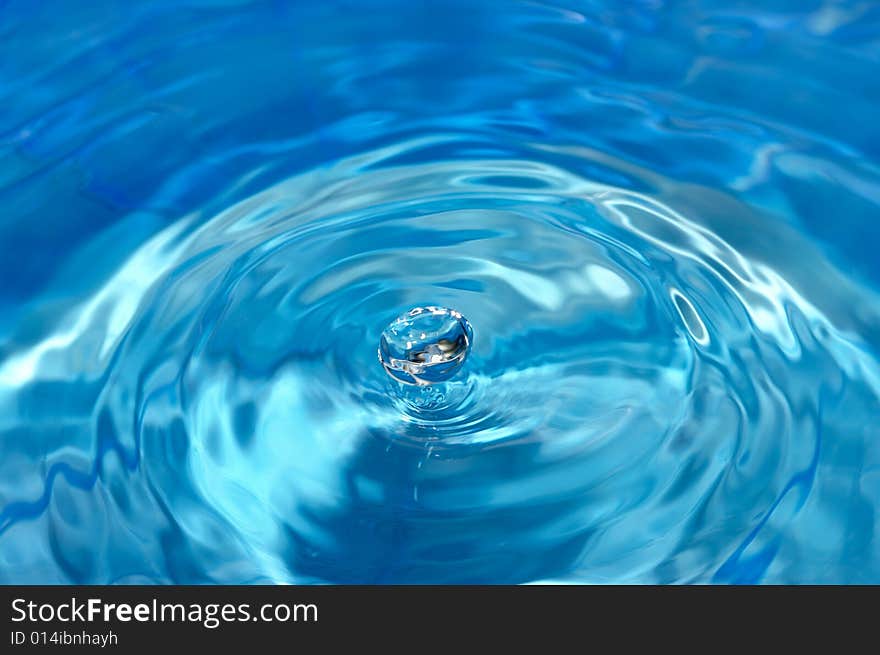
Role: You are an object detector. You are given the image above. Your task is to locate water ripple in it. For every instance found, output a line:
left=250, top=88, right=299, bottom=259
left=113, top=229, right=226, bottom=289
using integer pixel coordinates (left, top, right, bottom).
left=1, top=1, right=879, bottom=583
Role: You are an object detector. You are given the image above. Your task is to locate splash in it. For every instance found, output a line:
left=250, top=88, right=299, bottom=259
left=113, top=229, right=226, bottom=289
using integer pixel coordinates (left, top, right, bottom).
left=378, top=306, right=473, bottom=385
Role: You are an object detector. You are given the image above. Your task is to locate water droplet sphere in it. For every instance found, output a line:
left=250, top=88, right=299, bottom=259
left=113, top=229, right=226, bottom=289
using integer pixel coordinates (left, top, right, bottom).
left=378, top=307, right=474, bottom=385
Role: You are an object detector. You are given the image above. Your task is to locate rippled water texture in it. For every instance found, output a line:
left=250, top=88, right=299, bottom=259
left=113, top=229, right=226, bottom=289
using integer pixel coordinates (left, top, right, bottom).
left=2, top=1, right=880, bottom=584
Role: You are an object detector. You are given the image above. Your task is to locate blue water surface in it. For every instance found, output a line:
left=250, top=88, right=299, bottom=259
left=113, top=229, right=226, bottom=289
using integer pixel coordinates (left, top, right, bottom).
left=1, top=0, right=879, bottom=584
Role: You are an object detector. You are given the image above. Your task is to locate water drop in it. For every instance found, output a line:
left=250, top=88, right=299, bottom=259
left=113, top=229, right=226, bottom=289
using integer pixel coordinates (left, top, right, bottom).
left=378, top=306, right=474, bottom=385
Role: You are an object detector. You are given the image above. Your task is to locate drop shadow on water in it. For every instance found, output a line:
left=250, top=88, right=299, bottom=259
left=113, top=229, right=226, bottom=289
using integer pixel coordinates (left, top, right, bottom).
left=279, top=421, right=593, bottom=584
